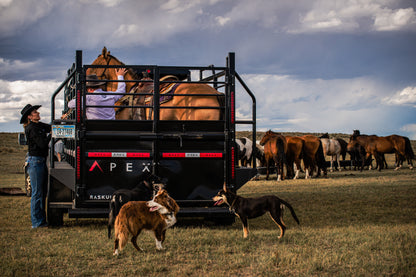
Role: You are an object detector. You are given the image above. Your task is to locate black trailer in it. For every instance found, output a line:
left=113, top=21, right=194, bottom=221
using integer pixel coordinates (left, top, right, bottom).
left=48, top=51, right=257, bottom=226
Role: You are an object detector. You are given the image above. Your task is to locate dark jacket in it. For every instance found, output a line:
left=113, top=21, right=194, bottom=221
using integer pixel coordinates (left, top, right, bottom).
left=25, top=122, right=51, bottom=157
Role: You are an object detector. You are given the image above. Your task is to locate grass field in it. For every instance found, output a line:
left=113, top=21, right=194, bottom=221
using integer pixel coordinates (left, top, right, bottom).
left=1, top=132, right=415, bottom=276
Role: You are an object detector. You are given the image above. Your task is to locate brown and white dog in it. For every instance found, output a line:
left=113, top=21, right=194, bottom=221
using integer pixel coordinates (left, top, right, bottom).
left=113, top=189, right=179, bottom=255
left=213, top=184, right=299, bottom=239
left=108, top=173, right=166, bottom=239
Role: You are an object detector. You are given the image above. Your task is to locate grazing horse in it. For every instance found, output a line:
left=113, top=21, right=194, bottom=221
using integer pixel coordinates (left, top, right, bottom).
left=347, top=130, right=413, bottom=171
left=259, top=130, right=287, bottom=181
left=320, top=133, right=342, bottom=172
left=336, top=138, right=351, bottom=169
left=285, top=136, right=304, bottom=179
left=236, top=137, right=266, bottom=168
left=236, top=137, right=253, bottom=167
left=87, top=47, right=222, bottom=120
left=300, top=135, right=327, bottom=178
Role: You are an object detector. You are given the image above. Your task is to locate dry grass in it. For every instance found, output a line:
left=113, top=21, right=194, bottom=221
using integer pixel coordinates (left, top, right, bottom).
left=1, top=132, right=415, bottom=276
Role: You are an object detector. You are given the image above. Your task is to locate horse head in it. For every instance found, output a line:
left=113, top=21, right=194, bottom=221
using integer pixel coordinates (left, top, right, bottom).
left=259, top=130, right=275, bottom=146
left=320, top=133, right=329, bottom=139
left=87, top=47, right=138, bottom=92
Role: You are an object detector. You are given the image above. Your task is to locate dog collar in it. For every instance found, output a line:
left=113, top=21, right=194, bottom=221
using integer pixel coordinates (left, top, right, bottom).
left=229, top=199, right=237, bottom=213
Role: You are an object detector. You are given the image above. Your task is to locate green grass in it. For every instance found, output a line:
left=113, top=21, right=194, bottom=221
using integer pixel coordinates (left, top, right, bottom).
left=1, top=133, right=415, bottom=276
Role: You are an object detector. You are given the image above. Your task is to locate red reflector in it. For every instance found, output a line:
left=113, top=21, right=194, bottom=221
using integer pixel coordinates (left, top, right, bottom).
left=162, top=152, right=223, bottom=158
left=163, top=153, right=186, bottom=158
left=200, top=153, right=223, bottom=158
left=88, top=152, right=111, bottom=157
left=87, top=152, right=150, bottom=158
left=127, top=153, right=151, bottom=158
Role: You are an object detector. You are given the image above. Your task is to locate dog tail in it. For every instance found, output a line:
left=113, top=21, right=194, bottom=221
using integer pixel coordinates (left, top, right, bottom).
left=281, top=199, right=300, bottom=225
left=113, top=215, right=128, bottom=255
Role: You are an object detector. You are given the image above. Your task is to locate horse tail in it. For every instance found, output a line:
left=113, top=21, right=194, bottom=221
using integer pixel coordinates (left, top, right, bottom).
left=277, top=137, right=287, bottom=164
left=316, top=140, right=327, bottom=174
left=404, top=136, right=415, bottom=160
left=280, top=199, right=300, bottom=225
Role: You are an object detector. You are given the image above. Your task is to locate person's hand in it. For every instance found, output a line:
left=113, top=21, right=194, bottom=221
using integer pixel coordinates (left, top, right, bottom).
left=115, top=68, right=127, bottom=76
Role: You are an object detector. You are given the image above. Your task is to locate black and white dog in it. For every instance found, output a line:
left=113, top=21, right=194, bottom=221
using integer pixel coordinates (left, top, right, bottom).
left=107, top=173, right=166, bottom=238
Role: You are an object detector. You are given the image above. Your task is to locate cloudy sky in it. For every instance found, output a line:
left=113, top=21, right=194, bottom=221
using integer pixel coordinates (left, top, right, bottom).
left=1, top=0, right=416, bottom=138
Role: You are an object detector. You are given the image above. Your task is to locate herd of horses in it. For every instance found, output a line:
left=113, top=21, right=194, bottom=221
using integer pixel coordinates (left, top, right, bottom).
left=82, top=48, right=414, bottom=181
left=238, top=130, right=414, bottom=181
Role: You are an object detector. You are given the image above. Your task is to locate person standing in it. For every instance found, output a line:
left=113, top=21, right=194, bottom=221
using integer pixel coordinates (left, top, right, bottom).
left=20, top=104, right=51, bottom=228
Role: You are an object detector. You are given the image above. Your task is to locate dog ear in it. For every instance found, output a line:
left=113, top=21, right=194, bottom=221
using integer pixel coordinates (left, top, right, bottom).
left=223, top=182, right=227, bottom=192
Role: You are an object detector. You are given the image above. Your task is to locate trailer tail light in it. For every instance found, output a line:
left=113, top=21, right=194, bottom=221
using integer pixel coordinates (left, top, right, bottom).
left=76, top=146, right=81, bottom=180
left=162, top=152, right=223, bottom=158
left=231, top=146, right=235, bottom=179
left=87, top=152, right=151, bottom=158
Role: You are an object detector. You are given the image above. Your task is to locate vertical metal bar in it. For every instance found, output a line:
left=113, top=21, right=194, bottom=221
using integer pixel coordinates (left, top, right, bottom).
left=152, top=67, right=160, bottom=176
left=75, top=50, right=84, bottom=203
left=235, top=73, right=257, bottom=169
left=226, top=53, right=236, bottom=189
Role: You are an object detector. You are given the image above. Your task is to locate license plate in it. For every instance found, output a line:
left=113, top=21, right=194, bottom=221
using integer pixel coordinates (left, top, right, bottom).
left=52, top=125, right=76, bottom=138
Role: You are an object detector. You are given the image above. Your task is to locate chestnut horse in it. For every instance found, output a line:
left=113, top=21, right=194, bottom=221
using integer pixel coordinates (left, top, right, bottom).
left=347, top=130, right=414, bottom=171
left=300, top=135, right=327, bottom=178
left=285, top=136, right=304, bottom=179
left=87, top=47, right=222, bottom=120
left=86, top=47, right=141, bottom=120
left=259, top=130, right=287, bottom=181
left=320, top=133, right=342, bottom=172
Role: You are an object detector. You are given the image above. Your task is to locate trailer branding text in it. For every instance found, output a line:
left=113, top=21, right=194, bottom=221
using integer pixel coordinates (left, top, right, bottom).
left=89, top=161, right=152, bottom=173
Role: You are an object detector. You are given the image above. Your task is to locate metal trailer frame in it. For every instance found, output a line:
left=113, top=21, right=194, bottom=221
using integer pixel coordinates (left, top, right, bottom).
left=47, top=51, right=257, bottom=226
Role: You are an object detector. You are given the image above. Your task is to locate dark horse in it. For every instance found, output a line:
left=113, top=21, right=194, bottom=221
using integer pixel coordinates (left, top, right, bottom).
left=285, top=136, right=304, bottom=179
left=87, top=47, right=222, bottom=120
left=259, top=130, right=287, bottom=181
left=300, top=135, right=327, bottom=178
left=347, top=130, right=414, bottom=171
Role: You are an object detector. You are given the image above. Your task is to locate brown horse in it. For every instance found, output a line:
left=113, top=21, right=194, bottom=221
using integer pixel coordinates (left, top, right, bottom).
left=300, top=135, right=327, bottom=178
left=285, top=136, right=304, bottom=179
left=86, top=47, right=140, bottom=120
left=87, top=47, right=222, bottom=120
left=347, top=130, right=414, bottom=171
left=259, top=130, right=287, bottom=181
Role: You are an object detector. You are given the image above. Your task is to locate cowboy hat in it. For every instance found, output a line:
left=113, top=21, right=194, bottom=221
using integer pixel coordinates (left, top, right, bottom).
left=20, top=104, right=41, bottom=124
left=86, top=74, right=106, bottom=87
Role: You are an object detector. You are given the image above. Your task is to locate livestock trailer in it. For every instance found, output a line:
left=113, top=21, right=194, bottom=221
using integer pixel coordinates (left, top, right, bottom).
left=47, top=51, right=257, bottom=226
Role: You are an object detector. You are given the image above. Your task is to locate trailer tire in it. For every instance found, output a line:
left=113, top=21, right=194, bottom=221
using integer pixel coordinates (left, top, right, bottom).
left=47, top=207, right=64, bottom=227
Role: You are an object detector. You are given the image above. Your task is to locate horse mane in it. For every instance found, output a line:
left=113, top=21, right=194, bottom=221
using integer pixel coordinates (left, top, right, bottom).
left=320, top=133, right=329, bottom=139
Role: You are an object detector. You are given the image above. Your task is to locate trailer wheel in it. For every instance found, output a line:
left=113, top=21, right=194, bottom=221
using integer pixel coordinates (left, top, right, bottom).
left=47, top=206, right=64, bottom=226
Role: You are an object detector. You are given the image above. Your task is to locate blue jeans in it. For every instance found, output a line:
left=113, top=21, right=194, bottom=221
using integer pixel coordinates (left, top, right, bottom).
left=27, top=156, right=48, bottom=228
